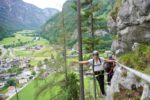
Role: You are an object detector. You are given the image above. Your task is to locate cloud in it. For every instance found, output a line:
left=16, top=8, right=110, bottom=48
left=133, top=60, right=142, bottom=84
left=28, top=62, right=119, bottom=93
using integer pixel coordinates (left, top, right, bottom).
left=23, top=0, right=67, bottom=11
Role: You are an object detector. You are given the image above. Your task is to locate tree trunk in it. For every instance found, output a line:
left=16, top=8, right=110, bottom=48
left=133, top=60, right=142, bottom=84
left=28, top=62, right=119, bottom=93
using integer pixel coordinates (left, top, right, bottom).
left=90, top=0, right=94, bottom=51
left=90, top=0, right=97, bottom=99
left=77, top=0, right=85, bottom=100
left=61, top=8, right=68, bottom=86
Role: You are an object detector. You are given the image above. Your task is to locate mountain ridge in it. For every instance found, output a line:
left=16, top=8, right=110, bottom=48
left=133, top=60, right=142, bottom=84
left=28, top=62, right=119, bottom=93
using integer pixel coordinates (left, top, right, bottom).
left=0, top=0, right=59, bottom=39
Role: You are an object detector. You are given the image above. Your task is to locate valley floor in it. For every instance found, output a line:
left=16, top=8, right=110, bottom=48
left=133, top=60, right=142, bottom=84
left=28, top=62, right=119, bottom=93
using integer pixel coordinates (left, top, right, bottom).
left=0, top=30, right=149, bottom=100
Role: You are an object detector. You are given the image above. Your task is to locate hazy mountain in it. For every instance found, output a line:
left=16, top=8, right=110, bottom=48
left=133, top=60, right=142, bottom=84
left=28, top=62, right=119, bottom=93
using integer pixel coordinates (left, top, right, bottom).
left=0, top=0, right=58, bottom=39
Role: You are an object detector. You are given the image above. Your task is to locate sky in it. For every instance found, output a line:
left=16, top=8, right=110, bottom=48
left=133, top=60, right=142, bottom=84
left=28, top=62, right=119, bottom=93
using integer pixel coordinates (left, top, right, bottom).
left=23, top=0, right=67, bottom=11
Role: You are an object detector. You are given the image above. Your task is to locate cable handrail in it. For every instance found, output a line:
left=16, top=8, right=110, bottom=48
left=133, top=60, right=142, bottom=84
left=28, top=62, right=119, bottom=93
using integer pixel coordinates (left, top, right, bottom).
left=116, top=62, right=150, bottom=83
left=74, top=59, right=150, bottom=84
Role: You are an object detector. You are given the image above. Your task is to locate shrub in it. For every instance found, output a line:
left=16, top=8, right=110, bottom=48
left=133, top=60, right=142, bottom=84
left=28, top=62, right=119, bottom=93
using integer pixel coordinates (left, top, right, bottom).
left=109, top=0, right=124, bottom=21
left=61, top=73, right=79, bottom=100
left=32, top=71, right=36, bottom=76
left=5, top=79, right=16, bottom=87
left=0, top=50, right=2, bottom=55
left=29, top=76, right=33, bottom=79
left=119, top=44, right=150, bottom=74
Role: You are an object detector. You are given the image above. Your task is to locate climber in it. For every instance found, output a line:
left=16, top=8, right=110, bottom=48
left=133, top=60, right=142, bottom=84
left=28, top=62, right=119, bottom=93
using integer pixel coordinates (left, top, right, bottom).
left=75, top=50, right=115, bottom=96
left=103, top=54, right=116, bottom=86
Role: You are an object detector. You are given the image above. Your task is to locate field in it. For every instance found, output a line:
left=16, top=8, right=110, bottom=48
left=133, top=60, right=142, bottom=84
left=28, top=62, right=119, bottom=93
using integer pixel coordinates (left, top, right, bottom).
left=0, top=33, right=33, bottom=45
left=11, top=73, right=104, bottom=100
left=11, top=73, right=64, bottom=100
left=1, top=30, right=57, bottom=66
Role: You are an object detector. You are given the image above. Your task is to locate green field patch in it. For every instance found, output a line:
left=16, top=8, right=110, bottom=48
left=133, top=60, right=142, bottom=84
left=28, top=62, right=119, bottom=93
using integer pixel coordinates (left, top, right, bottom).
left=25, top=38, right=49, bottom=47
left=33, top=48, right=52, bottom=57
left=14, top=50, right=32, bottom=57
left=11, top=73, right=64, bottom=100
left=0, top=34, right=33, bottom=45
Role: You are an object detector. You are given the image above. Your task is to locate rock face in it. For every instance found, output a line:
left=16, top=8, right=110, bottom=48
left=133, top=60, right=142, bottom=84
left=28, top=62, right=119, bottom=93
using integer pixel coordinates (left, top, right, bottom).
left=108, top=0, right=150, bottom=54
left=106, top=64, right=150, bottom=100
left=0, top=0, right=58, bottom=30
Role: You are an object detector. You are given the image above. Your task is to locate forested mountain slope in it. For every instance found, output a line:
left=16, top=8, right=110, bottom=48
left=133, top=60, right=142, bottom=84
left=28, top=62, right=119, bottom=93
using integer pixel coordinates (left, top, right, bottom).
left=41, top=0, right=116, bottom=48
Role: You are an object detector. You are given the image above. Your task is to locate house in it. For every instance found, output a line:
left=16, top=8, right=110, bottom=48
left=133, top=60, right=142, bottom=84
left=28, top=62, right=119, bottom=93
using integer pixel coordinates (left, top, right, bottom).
left=19, top=79, right=27, bottom=84
left=20, top=63, right=28, bottom=68
left=0, top=94, right=4, bottom=100
left=5, top=58, right=12, bottom=63
left=0, top=73, right=16, bottom=80
left=0, top=81, right=5, bottom=88
left=10, top=59, right=20, bottom=66
left=41, top=72, right=49, bottom=79
left=8, top=86, right=16, bottom=96
left=0, top=73, right=10, bottom=80
left=16, top=70, right=31, bottom=80
left=25, top=45, right=43, bottom=51
left=34, top=66, right=39, bottom=72
left=42, top=65, right=47, bottom=70
left=22, top=70, right=31, bottom=76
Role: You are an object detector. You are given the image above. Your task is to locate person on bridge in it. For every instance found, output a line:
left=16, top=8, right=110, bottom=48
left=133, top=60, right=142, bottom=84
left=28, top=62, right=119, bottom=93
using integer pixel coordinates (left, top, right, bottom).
left=77, top=51, right=115, bottom=96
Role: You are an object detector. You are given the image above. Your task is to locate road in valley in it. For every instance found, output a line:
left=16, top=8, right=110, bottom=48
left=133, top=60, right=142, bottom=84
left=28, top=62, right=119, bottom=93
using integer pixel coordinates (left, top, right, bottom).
left=0, top=45, right=7, bottom=59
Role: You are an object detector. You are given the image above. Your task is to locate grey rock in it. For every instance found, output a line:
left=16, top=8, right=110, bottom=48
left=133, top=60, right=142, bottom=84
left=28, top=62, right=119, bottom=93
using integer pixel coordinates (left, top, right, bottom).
left=108, top=0, right=150, bottom=54
left=106, top=65, right=121, bottom=100
left=107, top=16, right=117, bottom=34
left=107, top=64, right=150, bottom=100
left=132, top=42, right=140, bottom=51
left=110, top=65, right=121, bottom=93
left=119, top=71, right=137, bottom=90
left=141, top=83, right=150, bottom=100
left=111, top=40, right=128, bottom=55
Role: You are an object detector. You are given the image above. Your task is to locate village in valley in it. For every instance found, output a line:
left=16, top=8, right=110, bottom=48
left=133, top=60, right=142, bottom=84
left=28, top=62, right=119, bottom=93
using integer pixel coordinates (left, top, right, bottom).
left=0, top=30, right=54, bottom=99
left=0, top=56, right=33, bottom=97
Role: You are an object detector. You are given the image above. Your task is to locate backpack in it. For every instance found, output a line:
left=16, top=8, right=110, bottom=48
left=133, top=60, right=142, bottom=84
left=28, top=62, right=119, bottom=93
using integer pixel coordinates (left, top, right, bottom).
left=103, top=62, right=112, bottom=73
left=103, top=59, right=115, bottom=73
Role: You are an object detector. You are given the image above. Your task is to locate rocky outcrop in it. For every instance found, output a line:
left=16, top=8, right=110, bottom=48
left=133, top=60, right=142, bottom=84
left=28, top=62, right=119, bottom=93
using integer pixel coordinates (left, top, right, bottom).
left=106, top=64, right=150, bottom=100
left=108, top=0, right=150, bottom=54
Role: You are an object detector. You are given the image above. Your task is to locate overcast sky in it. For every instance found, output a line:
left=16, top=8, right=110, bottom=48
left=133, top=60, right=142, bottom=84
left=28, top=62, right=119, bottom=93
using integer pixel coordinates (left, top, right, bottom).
left=23, top=0, right=67, bottom=11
